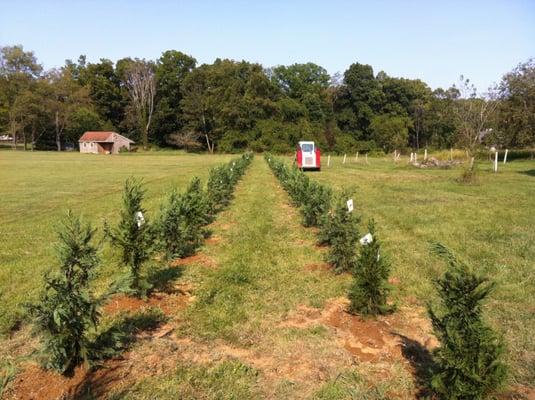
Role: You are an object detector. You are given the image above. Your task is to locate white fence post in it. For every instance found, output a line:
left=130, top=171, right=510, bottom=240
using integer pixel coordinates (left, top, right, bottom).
left=343, top=154, right=346, bottom=164
left=355, top=152, right=359, bottom=162
left=327, top=155, right=331, bottom=167
left=424, top=148, right=428, bottom=161
left=494, top=151, right=498, bottom=172
left=503, top=149, right=508, bottom=164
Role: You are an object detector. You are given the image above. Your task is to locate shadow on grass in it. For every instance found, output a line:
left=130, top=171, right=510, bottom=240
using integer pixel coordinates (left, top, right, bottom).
left=395, top=334, right=435, bottom=399
left=89, top=308, right=166, bottom=365
left=147, top=265, right=183, bottom=294
left=519, top=169, right=535, bottom=177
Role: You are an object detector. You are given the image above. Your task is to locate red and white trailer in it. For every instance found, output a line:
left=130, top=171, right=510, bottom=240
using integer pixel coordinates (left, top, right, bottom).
left=296, top=141, right=321, bottom=171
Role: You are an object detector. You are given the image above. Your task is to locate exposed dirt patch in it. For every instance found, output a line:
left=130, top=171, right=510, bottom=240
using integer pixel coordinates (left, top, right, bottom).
left=103, top=290, right=191, bottom=316
left=5, top=281, right=193, bottom=399
left=5, top=336, right=182, bottom=400
left=497, top=385, right=535, bottom=400
left=169, top=253, right=216, bottom=268
left=5, top=363, right=87, bottom=400
left=205, top=235, right=221, bottom=245
left=281, top=298, right=421, bottom=363
left=303, top=263, right=332, bottom=273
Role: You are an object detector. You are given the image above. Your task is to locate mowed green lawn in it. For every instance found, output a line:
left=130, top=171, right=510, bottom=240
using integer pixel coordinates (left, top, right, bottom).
left=0, top=151, right=534, bottom=392
left=308, top=155, right=535, bottom=385
left=0, top=151, right=232, bottom=333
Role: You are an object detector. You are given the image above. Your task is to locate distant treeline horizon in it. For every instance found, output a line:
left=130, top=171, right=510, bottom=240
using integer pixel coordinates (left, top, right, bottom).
left=1, top=45, right=533, bottom=154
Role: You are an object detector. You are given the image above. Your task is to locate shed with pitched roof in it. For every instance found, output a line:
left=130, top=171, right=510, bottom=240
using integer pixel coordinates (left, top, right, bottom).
left=79, top=131, right=134, bottom=154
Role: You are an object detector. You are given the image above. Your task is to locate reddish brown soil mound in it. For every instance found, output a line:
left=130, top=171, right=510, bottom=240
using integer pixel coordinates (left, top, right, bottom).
left=282, top=298, right=435, bottom=364
left=103, top=291, right=190, bottom=316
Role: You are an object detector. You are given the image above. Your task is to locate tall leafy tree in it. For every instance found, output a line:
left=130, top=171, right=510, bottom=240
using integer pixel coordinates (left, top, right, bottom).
left=153, top=50, right=196, bottom=145
left=370, top=113, right=411, bottom=152
left=123, top=59, right=156, bottom=150
left=78, top=58, right=127, bottom=129
left=47, top=68, right=91, bottom=150
left=0, top=45, right=43, bottom=148
left=495, top=59, right=535, bottom=150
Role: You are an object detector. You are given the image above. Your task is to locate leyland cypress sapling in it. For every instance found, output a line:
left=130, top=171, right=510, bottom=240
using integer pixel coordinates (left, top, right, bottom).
left=28, top=211, right=100, bottom=375
left=320, top=189, right=360, bottom=272
left=348, top=220, right=392, bottom=316
left=428, top=243, right=506, bottom=400
left=157, top=187, right=203, bottom=259
left=105, top=177, right=153, bottom=296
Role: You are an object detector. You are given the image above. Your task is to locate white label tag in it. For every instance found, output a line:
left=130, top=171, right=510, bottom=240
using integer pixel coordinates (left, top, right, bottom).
left=346, top=199, right=354, bottom=213
left=135, top=211, right=145, bottom=228
left=359, top=233, right=373, bottom=245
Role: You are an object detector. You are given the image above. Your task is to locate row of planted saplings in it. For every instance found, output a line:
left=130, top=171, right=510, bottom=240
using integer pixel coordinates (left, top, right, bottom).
left=264, top=153, right=507, bottom=400
left=28, top=152, right=254, bottom=376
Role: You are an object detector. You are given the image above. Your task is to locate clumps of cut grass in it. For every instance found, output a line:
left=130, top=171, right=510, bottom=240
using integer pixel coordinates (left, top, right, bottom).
left=120, top=360, right=259, bottom=399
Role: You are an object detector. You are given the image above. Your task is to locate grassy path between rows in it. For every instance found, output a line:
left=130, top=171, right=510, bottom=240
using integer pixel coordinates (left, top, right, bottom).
left=121, top=156, right=354, bottom=398
left=119, top=157, right=414, bottom=399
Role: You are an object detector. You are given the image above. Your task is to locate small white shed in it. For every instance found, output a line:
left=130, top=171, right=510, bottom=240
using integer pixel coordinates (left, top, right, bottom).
left=79, top=131, right=134, bottom=154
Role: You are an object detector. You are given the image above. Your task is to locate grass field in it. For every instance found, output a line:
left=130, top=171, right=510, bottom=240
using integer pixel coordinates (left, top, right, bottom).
left=1, top=151, right=534, bottom=398
left=0, top=151, right=232, bottom=333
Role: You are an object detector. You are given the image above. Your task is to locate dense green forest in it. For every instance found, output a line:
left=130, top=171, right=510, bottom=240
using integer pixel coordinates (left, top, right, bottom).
left=0, top=45, right=533, bottom=153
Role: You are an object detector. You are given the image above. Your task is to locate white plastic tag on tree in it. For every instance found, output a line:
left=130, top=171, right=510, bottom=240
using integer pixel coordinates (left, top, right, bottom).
left=359, top=233, right=373, bottom=245
left=135, top=211, right=145, bottom=228
left=346, top=199, right=354, bottom=212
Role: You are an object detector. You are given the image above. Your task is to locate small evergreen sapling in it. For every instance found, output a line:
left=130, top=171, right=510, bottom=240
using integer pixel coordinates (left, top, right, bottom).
left=428, top=243, right=506, bottom=400
left=105, top=178, right=153, bottom=296
left=320, top=190, right=360, bottom=273
left=157, top=187, right=204, bottom=259
left=28, top=212, right=100, bottom=375
left=182, top=177, right=212, bottom=229
left=348, top=220, right=392, bottom=316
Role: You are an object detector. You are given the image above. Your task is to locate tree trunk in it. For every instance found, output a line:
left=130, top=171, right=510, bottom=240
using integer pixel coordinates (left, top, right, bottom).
left=31, top=127, right=35, bottom=151
left=55, top=111, right=61, bottom=151
left=205, top=134, right=214, bottom=154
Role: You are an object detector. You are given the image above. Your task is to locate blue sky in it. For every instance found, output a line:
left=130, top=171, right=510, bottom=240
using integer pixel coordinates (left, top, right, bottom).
left=1, top=0, right=534, bottom=91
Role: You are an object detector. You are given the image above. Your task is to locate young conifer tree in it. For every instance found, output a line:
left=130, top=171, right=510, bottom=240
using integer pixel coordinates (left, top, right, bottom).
left=428, top=243, right=506, bottom=399
left=105, top=177, right=153, bottom=296
left=348, top=220, right=392, bottom=316
left=157, top=186, right=205, bottom=259
left=182, top=176, right=212, bottom=229
left=28, top=211, right=100, bottom=375
left=320, top=189, right=359, bottom=272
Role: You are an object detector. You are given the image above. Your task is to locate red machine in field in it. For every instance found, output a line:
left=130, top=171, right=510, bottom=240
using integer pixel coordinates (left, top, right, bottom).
left=296, top=141, right=321, bottom=171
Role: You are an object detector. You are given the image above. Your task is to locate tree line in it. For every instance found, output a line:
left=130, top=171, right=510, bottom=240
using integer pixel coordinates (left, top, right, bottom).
left=1, top=44, right=533, bottom=153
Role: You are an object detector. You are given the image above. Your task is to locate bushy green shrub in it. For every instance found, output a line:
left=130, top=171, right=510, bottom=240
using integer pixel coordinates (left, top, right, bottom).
left=428, top=243, right=507, bottom=400
left=320, top=190, right=360, bottom=273
left=348, top=220, right=392, bottom=316
left=156, top=189, right=203, bottom=259
left=28, top=212, right=100, bottom=375
left=105, top=178, right=154, bottom=297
